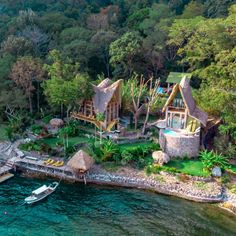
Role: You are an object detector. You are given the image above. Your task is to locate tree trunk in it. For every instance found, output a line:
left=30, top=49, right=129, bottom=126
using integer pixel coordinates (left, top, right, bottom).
left=142, top=104, right=150, bottom=135
left=29, top=93, right=33, bottom=114
left=134, top=114, right=138, bottom=130
left=66, top=105, right=72, bottom=119
left=37, top=81, right=40, bottom=113
left=104, top=54, right=110, bottom=77
left=60, top=103, right=64, bottom=118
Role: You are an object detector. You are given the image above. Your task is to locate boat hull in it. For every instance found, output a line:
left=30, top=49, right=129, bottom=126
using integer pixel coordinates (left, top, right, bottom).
left=25, top=190, right=55, bottom=204
left=25, top=182, right=59, bottom=204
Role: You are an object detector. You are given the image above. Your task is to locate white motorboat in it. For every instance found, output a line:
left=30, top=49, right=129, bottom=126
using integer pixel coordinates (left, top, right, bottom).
left=25, top=182, right=59, bottom=204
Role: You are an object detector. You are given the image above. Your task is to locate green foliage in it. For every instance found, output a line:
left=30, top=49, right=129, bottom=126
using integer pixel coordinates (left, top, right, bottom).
left=43, top=50, right=92, bottom=116
left=0, top=0, right=235, bottom=153
left=88, top=140, right=159, bottom=169
left=110, top=31, right=142, bottom=76
left=20, top=141, right=42, bottom=152
left=214, top=135, right=236, bottom=159
left=169, top=8, right=236, bottom=144
left=42, top=114, right=53, bottom=124
left=181, top=1, right=205, bottom=19
left=100, top=140, right=119, bottom=161
left=5, top=113, right=26, bottom=141
left=31, top=124, right=44, bottom=135
left=199, top=150, right=230, bottom=171
left=145, top=164, right=179, bottom=175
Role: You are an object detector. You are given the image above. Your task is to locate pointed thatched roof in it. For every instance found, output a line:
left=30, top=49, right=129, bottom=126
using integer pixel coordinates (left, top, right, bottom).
left=67, top=150, right=94, bottom=173
left=163, top=76, right=208, bottom=126
left=92, top=79, right=123, bottom=114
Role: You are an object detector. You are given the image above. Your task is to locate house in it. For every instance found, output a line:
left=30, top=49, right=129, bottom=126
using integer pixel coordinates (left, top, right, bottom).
left=158, top=75, right=208, bottom=158
left=166, top=72, right=192, bottom=93
left=163, top=75, right=208, bottom=131
left=71, top=78, right=123, bottom=131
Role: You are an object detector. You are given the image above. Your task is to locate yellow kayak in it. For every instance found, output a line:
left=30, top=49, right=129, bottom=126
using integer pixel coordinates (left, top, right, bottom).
left=46, top=159, right=55, bottom=165
left=44, top=159, right=52, bottom=164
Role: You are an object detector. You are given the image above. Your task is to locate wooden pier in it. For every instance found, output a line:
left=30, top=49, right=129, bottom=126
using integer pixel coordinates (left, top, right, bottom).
left=0, top=163, right=14, bottom=183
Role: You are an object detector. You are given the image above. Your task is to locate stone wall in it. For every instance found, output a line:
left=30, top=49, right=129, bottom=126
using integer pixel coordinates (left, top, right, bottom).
left=159, top=129, right=200, bottom=157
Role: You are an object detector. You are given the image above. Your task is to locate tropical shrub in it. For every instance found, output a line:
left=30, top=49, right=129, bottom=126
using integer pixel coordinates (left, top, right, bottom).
left=31, top=124, right=44, bottom=135
left=199, top=150, right=230, bottom=171
left=100, top=140, right=119, bottom=161
left=87, top=141, right=104, bottom=163
left=19, top=141, right=41, bottom=152
left=42, top=114, right=53, bottom=124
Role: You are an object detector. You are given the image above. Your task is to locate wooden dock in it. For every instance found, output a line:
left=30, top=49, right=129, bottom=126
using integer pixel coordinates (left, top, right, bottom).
left=0, top=172, right=14, bottom=183
left=0, top=164, right=14, bottom=183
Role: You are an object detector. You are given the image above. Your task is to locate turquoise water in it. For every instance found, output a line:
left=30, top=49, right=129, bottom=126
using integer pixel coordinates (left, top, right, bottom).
left=163, top=129, right=179, bottom=137
left=0, top=177, right=236, bottom=236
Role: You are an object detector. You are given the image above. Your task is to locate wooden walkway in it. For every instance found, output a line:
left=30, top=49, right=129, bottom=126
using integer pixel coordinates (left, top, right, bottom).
left=0, top=165, right=13, bottom=175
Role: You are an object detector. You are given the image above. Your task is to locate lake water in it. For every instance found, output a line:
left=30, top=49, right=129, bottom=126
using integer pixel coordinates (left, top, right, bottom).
left=0, top=177, right=236, bottom=236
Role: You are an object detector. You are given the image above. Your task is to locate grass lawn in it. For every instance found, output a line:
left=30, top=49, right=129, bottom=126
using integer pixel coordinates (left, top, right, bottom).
left=39, top=136, right=91, bottom=148
left=0, top=124, right=8, bottom=141
left=119, top=141, right=153, bottom=151
left=165, top=159, right=210, bottom=177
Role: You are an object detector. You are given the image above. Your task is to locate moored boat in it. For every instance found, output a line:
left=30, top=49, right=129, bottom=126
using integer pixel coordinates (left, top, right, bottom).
left=25, top=182, right=59, bottom=204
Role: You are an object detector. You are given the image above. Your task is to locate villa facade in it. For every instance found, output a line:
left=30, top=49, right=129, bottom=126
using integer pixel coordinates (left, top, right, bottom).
left=159, top=75, right=208, bottom=157
left=71, top=78, right=123, bottom=131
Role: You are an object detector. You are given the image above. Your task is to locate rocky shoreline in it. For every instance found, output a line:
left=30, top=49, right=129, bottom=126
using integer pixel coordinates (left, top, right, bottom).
left=19, top=164, right=223, bottom=203
left=1, top=140, right=236, bottom=216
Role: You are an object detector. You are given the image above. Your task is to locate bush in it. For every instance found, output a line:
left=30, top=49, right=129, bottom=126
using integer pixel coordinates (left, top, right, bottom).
left=199, top=150, right=230, bottom=171
left=214, top=135, right=236, bottom=159
left=87, top=141, right=104, bottom=163
left=145, top=164, right=162, bottom=175
left=145, top=164, right=179, bottom=175
left=20, top=141, right=41, bottom=152
left=100, top=140, right=119, bottom=162
left=42, top=114, right=53, bottom=124
left=31, top=124, right=44, bottom=135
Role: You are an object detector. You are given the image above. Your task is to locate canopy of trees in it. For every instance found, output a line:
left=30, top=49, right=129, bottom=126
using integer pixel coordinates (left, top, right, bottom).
left=0, top=0, right=235, bottom=152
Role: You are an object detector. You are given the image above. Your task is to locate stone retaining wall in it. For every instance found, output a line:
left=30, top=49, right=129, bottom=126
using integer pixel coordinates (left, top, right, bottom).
left=159, top=129, right=200, bottom=157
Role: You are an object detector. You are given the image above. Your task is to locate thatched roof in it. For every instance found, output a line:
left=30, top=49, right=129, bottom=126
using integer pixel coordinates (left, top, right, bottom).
left=163, top=77, right=208, bottom=126
left=67, top=150, right=94, bottom=172
left=92, top=79, right=123, bottom=114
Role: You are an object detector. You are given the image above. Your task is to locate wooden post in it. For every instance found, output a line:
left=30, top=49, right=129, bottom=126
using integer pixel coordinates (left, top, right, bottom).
left=108, top=104, right=112, bottom=122
left=165, top=107, right=169, bottom=127
left=116, top=102, right=119, bottom=118
left=113, top=103, right=116, bottom=120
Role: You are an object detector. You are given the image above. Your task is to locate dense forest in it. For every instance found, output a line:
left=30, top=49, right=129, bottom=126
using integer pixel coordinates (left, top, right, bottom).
left=0, top=0, right=235, bottom=155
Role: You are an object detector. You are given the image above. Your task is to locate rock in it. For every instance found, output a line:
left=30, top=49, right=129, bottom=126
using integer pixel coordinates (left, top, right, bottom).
left=49, top=118, right=64, bottom=128
left=152, top=151, right=170, bottom=166
left=212, top=166, right=222, bottom=177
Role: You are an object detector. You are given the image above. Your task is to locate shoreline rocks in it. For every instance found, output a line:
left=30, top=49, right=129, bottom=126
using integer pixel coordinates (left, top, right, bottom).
left=18, top=164, right=223, bottom=203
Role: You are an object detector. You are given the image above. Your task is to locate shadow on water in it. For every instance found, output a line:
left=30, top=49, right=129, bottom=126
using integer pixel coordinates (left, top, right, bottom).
left=0, top=176, right=236, bottom=236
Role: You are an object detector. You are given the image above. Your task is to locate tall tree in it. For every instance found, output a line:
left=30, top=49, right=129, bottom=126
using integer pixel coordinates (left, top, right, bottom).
left=110, top=31, right=142, bottom=77
left=43, top=50, right=92, bottom=117
left=122, top=74, right=148, bottom=130
left=10, top=57, right=44, bottom=114
left=91, top=30, right=117, bottom=77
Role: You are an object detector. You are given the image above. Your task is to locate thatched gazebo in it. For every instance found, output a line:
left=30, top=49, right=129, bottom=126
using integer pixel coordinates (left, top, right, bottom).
left=67, top=150, right=94, bottom=174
